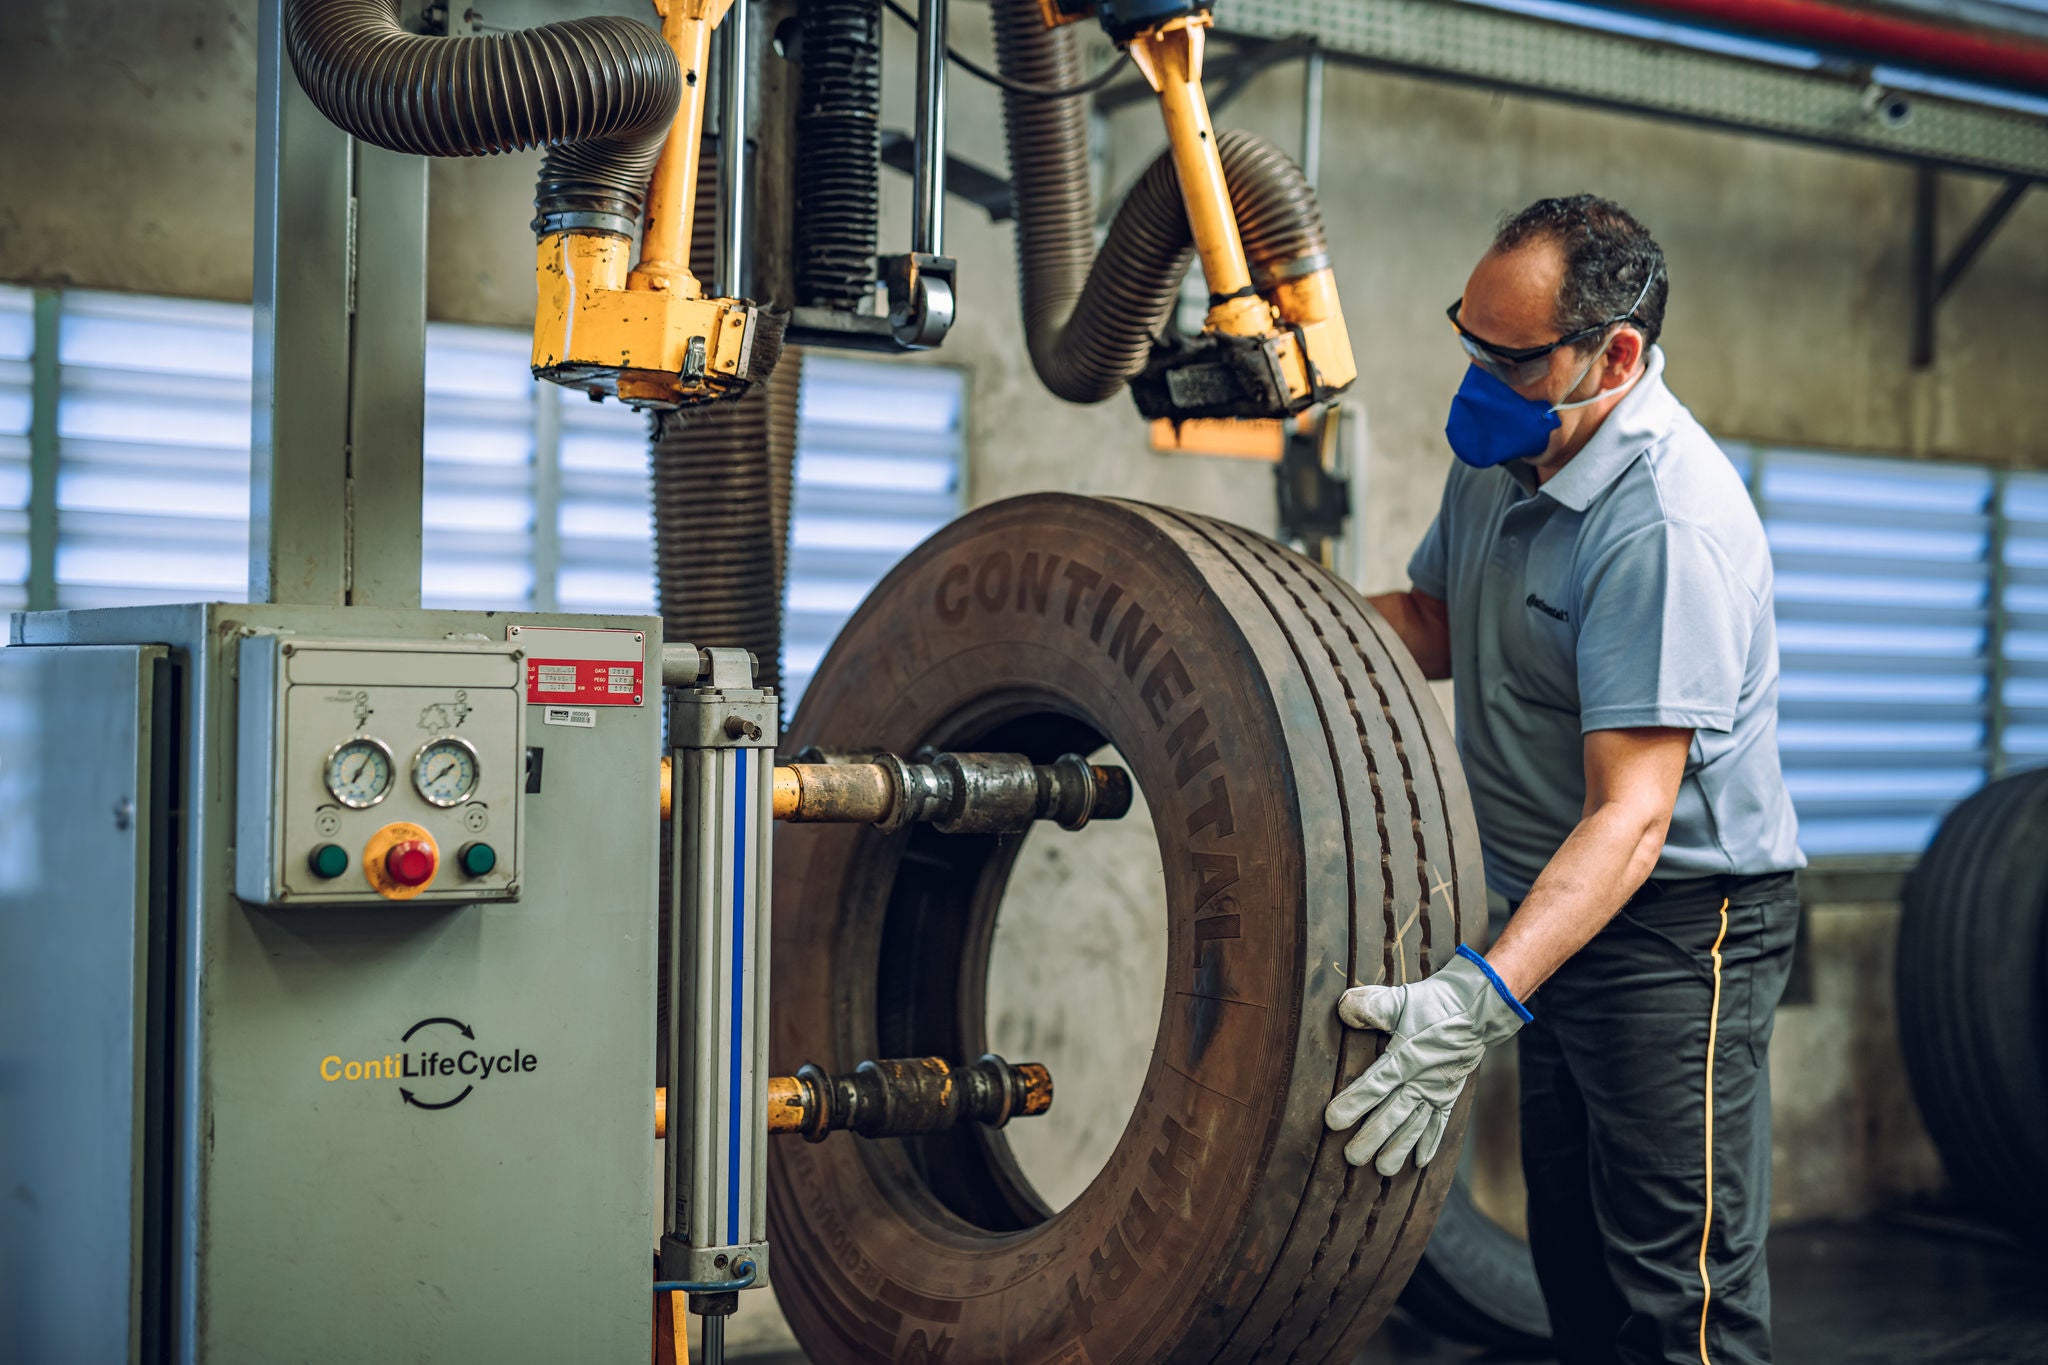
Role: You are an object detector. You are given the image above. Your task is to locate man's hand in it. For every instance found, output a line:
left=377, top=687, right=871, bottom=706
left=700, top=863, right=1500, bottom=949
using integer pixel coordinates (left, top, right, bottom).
left=1324, top=945, right=1531, bottom=1174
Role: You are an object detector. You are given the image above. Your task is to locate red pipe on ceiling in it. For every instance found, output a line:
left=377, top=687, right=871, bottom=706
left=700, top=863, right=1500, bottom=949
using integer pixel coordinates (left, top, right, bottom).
left=1594, top=0, right=2048, bottom=95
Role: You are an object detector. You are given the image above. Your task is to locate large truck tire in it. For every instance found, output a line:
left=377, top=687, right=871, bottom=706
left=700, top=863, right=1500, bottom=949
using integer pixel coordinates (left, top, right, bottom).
left=1398, top=1172, right=1551, bottom=1353
left=767, top=494, right=1485, bottom=1362
left=1897, top=766, right=2048, bottom=1247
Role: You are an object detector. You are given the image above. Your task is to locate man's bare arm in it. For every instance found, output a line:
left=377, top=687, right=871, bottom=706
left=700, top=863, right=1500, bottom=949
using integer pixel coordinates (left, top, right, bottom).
left=1485, top=727, right=1692, bottom=998
left=1368, top=588, right=1452, bottom=680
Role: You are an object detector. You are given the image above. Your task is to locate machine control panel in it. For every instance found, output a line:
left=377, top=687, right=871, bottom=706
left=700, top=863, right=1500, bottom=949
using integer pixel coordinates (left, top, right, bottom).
left=234, top=635, right=526, bottom=907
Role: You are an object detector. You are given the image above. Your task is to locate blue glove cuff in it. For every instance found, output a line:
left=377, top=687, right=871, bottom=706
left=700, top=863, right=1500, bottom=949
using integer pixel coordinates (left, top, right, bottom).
left=1456, top=943, right=1534, bottom=1022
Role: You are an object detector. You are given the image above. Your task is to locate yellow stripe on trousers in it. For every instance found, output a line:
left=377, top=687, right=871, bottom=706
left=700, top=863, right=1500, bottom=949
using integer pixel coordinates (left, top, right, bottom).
left=1696, top=897, right=1731, bottom=1365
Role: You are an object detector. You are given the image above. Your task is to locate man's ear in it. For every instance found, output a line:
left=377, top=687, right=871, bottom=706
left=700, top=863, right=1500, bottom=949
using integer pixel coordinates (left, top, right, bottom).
left=1604, top=326, right=1645, bottom=386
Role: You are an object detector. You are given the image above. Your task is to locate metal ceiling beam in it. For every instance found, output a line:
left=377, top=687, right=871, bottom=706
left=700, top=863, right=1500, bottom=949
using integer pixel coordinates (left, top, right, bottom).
left=1219, top=0, right=2048, bottom=183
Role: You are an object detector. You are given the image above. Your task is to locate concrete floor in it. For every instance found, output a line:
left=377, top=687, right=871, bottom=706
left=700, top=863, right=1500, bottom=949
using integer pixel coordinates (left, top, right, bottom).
left=733, top=1216, right=2048, bottom=1364
left=1358, top=1216, right=2048, bottom=1365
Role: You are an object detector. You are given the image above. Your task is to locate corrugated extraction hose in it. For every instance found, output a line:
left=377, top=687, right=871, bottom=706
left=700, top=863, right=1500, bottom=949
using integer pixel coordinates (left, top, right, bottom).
left=650, top=142, right=804, bottom=697
left=795, top=0, right=884, bottom=309
left=284, top=0, right=682, bottom=236
left=990, top=0, right=1330, bottom=403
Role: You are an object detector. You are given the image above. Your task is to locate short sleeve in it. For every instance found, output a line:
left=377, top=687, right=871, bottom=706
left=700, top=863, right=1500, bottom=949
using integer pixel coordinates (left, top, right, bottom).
left=1407, top=512, right=1450, bottom=600
left=1576, top=520, right=1754, bottom=734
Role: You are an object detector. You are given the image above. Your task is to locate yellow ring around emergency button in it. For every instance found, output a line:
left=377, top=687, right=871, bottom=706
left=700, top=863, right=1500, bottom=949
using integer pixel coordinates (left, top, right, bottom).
left=362, top=822, right=439, bottom=901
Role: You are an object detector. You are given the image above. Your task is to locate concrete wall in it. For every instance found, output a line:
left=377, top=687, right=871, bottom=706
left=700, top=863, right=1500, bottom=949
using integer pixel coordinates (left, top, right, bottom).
left=1, top=0, right=2021, bottom=1350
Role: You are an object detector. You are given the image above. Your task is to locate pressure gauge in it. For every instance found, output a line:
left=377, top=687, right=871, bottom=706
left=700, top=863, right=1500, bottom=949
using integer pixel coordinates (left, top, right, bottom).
left=325, top=738, right=395, bottom=810
left=412, top=736, right=481, bottom=808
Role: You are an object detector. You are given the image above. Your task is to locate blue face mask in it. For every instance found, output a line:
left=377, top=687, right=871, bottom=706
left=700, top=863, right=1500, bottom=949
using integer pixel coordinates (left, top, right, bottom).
left=1443, top=354, right=1612, bottom=469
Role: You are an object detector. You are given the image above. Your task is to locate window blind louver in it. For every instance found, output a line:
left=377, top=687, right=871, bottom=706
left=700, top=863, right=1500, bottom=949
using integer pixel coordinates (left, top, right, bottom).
left=1996, top=473, right=2048, bottom=769
left=55, top=292, right=253, bottom=606
left=554, top=395, right=656, bottom=616
left=421, top=323, right=539, bottom=611
left=785, top=357, right=964, bottom=702
left=1729, top=443, right=1996, bottom=857
left=0, top=286, right=34, bottom=617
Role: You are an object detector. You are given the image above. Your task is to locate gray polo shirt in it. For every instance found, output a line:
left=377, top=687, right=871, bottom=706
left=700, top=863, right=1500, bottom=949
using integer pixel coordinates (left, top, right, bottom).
left=1408, top=346, right=1805, bottom=900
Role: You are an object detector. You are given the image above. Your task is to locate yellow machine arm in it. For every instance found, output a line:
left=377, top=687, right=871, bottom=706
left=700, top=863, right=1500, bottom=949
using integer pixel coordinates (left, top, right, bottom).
left=532, top=0, right=779, bottom=410
left=1125, top=12, right=1356, bottom=414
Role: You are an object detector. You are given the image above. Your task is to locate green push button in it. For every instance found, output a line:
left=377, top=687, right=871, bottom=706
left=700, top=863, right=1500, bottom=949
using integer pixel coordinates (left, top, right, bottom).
left=308, top=843, right=349, bottom=879
left=458, top=842, right=497, bottom=878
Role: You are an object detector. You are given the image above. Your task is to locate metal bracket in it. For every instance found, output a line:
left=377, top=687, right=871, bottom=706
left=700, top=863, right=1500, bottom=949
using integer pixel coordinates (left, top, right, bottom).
left=1911, top=167, right=2033, bottom=369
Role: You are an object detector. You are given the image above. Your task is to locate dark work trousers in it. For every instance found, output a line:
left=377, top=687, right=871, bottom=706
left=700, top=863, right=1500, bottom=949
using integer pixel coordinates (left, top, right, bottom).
left=1515, top=871, right=1800, bottom=1365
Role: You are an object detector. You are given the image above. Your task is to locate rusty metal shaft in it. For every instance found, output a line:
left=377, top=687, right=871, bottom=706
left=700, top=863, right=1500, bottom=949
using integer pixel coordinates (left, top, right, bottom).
left=655, top=1055, right=1052, bottom=1141
left=771, top=1054, right=1052, bottom=1142
left=774, top=750, right=1132, bottom=832
left=660, top=750, right=1129, bottom=830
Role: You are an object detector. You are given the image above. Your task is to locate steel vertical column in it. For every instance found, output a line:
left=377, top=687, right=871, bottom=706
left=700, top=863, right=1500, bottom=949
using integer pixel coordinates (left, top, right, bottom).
left=1987, top=468, right=2013, bottom=779
left=1910, top=164, right=1939, bottom=371
left=716, top=3, right=752, bottom=301
left=25, top=290, right=58, bottom=612
left=1300, top=47, right=1324, bottom=191
left=345, top=145, right=428, bottom=607
left=530, top=380, right=562, bottom=613
left=911, top=0, right=948, bottom=258
left=251, top=0, right=427, bottom=607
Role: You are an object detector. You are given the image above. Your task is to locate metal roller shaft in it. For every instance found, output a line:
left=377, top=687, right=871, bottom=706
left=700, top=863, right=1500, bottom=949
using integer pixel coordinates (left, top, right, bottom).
left=658, top=1055, right=1053, bottom=1141
left=773, top=750, right=1134, bottom=831
left=773, top=1055, right=1054, bottom=1142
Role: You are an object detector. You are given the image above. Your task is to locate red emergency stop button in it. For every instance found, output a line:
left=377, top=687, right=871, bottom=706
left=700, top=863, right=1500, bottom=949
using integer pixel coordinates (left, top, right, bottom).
left=386, top=840, right=437, bottom=888
left=363, top=823, right=437, bottom=901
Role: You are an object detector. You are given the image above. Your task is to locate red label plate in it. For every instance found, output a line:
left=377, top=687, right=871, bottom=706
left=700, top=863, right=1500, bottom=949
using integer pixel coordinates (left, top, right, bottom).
left=508, top=625, right=647, bottom=707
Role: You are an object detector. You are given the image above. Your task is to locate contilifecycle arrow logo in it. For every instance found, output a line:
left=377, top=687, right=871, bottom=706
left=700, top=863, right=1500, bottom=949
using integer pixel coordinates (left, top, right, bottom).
left=317, top=1015, right=539, bottom=1112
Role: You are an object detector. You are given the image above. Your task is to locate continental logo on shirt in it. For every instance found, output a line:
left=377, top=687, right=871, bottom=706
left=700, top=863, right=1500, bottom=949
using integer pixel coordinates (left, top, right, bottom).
left=1525, top=592, right=1570, bottom=623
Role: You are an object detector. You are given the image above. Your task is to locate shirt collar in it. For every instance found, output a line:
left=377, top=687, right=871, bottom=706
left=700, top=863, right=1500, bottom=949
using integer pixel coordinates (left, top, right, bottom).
left=1524, top=345, right=1676, bottom=513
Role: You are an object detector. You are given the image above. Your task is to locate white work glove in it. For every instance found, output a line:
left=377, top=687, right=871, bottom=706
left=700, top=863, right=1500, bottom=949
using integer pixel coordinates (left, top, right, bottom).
left=1324, top=944, right=1531, bottom=1175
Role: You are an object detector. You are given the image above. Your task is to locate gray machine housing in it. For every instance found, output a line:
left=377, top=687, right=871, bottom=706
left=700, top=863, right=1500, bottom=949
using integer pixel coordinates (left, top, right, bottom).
left=4, top=602, right=662, bottom=1364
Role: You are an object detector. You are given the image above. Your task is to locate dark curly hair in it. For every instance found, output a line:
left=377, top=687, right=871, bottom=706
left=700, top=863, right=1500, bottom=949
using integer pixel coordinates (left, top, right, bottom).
left=1493, top=194, right=1667, bottom=352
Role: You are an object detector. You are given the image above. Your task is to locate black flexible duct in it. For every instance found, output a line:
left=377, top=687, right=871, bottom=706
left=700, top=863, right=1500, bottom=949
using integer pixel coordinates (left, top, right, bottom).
left=990, top=0, right=1331, bottom=403
left=284, top=0, right=682, bottom=237
left=795, top=0, right=883, bottom=310
left=650, top=142, right=803, bottom=697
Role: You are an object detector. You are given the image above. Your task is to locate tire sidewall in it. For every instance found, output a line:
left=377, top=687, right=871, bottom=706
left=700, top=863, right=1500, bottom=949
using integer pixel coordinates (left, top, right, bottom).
left=769, top=495, right=1321, bottom=1362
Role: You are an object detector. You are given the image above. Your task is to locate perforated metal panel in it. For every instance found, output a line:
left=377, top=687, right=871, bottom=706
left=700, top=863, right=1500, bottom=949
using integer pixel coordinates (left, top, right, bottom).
left=1225, top=0, right=2048, bottom=179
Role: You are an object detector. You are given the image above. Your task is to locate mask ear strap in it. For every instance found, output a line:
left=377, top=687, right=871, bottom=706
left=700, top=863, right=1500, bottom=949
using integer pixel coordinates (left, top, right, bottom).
left=1553, top=280, right=1655, bottom=413
left=1551, top=356, right=1643, bottom=413
left=1554, top=326, right=1649, bottom=412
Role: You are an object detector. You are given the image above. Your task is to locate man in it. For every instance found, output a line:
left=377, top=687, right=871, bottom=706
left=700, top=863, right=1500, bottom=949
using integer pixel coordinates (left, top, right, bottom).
left=1324, top=195, right=1804, bottom=1365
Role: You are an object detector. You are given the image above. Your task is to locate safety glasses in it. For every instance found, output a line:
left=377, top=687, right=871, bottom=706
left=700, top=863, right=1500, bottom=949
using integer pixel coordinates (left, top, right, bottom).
left=1445, top=298, right=1631, bottom=389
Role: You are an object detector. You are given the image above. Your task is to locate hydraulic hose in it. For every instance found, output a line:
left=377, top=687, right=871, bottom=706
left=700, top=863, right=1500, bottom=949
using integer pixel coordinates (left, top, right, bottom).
left=284, top=0, right=682, bottom=237
left=989, top=0, right=1332, bottom=404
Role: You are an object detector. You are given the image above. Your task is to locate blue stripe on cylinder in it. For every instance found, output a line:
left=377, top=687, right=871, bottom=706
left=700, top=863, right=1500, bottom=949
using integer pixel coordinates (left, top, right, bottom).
left=728, top=748, right=746, bottom=1247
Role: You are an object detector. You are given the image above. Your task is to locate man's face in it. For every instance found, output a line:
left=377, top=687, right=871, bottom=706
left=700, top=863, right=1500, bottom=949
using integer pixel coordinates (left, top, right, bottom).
left=1455, top=240, right=1623, bottom=464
